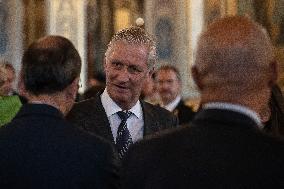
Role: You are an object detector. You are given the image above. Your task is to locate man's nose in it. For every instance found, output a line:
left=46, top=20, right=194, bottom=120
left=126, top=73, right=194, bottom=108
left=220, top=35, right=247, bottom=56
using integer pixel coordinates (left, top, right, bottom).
left=116, top=67, right=130, bottom=82
left=160, top=81, right=170, bottom=88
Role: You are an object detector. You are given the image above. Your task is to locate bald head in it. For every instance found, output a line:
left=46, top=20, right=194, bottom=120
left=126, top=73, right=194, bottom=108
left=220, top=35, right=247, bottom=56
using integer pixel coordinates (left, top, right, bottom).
left=193, top=16, right=277, bottom=111
left=195, top=16, right=274, bottom=90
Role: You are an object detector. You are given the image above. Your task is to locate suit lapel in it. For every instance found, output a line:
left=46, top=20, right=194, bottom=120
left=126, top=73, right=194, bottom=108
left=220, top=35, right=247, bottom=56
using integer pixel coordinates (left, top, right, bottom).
left=141, top=101, right=161, bottom=136
left=88, top=95, right=115, bottom=143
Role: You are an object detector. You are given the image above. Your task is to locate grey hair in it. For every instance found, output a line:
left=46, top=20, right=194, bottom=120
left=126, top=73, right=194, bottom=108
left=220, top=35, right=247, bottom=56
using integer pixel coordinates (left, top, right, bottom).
left=105, top=26, right=157, bottom=69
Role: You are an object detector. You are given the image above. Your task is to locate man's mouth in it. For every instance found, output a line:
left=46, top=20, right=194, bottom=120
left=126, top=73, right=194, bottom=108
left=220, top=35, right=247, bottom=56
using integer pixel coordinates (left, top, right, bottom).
left=161, top=90, right=170, bottom=94
left=114, top=83, right=129, bottom=90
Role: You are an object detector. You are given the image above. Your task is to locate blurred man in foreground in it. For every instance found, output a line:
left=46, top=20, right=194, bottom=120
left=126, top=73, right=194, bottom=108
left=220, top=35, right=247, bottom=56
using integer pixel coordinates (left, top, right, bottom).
left=0, top=36, right=119, bottom=188
left=122, top=16, right=284, bottom=188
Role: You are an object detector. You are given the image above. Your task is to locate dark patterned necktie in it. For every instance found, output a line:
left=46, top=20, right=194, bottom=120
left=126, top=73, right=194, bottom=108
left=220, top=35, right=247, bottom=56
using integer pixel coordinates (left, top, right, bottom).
left=116, top=111, right=133, bottom=159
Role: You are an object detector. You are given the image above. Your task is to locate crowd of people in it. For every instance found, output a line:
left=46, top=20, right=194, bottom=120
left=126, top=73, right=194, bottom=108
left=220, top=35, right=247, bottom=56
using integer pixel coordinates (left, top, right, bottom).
left=0, top=16, right=284, bottom=188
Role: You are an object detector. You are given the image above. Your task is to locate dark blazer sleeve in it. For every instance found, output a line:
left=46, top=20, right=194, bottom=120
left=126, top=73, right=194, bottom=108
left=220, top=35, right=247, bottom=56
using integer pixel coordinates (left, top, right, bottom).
left=66, top=108, right=82, bottom=128
left=66, top=97, right=115, bottom=142
left=121, top=140, right=151, bottom=189
left=66, top=100, right=94, bottom=130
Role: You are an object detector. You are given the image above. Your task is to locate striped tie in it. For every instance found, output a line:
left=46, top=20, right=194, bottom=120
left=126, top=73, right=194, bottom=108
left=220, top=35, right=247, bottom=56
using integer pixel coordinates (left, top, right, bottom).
left=116, top=111, right=133, bottom=159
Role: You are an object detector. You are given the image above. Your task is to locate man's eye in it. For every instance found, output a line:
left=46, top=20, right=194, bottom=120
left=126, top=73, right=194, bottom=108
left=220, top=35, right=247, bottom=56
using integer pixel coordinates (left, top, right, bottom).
left=128, top=66, right=142, bottom=74
left=167, top=80, right=174, bottom=84
left=112, top=62, right=123, bottom=69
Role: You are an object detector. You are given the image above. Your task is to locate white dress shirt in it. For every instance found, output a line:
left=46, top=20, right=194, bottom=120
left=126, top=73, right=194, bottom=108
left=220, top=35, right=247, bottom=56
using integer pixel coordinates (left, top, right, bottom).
left=162, top=95, right=182, bottom=112
left=101, top=89, right=144, bottom=143
left=203, top=102, right=264, bottom=129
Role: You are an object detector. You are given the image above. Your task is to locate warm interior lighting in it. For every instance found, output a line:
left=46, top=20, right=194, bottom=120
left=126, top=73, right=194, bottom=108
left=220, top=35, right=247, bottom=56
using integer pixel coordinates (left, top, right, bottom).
left=114, top=8, right=130, bottom=32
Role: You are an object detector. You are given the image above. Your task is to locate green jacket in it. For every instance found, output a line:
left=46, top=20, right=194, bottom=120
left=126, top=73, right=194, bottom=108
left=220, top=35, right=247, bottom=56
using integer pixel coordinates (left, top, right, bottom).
left=0, top=95, right=22, bottom=126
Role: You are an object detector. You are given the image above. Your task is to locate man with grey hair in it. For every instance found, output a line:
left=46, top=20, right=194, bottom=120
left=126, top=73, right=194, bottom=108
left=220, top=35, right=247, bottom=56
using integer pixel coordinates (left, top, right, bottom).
left=67, top=26, right=177, bottom=158
left=121, top=16, right=284, bottom=188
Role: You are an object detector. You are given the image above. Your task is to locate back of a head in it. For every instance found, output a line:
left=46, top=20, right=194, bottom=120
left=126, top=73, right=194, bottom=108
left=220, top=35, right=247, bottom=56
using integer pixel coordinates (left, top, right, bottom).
left=22, top=36, right=81, bottom=96
left=195, top=16, right=274, bottom=94
left=106, top=26, right=157, bottom=69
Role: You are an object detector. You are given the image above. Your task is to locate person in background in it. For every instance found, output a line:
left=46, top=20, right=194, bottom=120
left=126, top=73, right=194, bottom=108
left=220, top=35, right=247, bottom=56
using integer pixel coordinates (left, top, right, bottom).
left=1, top=62, right=28, bottom=103
left=67, top=26, right=178, bottom=159
left=1, top=62, right=15, bottom=96
left=156, top=65, right=195, bottom=125
left=121, top=16, right=284, bottom=188
left=80, top=71, right=106, bottom=101
left=140, top=71, right=160, bottom=105
left=0, top=36, right=119, bottom=188
left=0, top=62, right=22, bottom=126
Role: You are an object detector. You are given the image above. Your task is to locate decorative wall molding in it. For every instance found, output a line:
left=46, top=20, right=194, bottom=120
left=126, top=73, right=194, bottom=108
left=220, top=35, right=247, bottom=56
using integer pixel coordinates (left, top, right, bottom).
left=47, top=0, right=87, bottom=93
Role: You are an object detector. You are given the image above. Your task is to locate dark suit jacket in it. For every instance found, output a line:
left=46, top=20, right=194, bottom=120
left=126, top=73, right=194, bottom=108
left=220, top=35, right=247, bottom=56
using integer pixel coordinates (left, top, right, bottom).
left=0, top=104, right=119, bottom=189
left=173, top=100, right=195, bottom=125
left=66, top=94, right=178, bottom=144
left=121, top=109, right=284, bottom=189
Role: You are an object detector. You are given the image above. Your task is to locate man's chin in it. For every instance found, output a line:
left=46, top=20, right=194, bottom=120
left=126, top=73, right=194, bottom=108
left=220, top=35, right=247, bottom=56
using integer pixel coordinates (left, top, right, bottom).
left=111, top=94, right=130, bottom=103
left=162, top=97, right=174, bottom=104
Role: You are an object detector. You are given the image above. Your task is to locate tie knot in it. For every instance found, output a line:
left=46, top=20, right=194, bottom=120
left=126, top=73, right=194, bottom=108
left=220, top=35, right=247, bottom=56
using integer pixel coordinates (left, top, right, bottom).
left=117, top=111, right=131, bottom=121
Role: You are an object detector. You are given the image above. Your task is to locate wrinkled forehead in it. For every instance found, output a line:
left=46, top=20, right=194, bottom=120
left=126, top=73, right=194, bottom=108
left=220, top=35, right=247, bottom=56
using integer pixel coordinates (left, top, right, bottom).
left=109, top=40, right=150, bottom=51
left=157, top=69, right=177, bottom=79
left=105, top=42, right=150, bottom=69
left=107, top=41, right=149, bottom=59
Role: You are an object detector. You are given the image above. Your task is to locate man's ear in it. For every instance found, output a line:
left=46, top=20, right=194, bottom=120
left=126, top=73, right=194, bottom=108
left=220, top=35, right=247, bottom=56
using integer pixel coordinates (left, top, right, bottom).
left=191, top=66, right=203, bottom=90
left=17, top=70, right=27, bottom=97
left=269, top=60, right=278, bottom=87
left=148, top=67, right=155, bottom=77
left=66, top=77, right=80, bottom=100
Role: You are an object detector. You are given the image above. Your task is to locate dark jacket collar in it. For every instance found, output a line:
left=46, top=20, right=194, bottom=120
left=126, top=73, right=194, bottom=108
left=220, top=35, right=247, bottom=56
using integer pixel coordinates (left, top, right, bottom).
left=93, top=93, right=163, bottom=140
left=91, top=95, right=114, bottom=142
left=194, top=108, right=259, bottom=131
left=16, top=103, right=64, bottom=119
left=141, top=101, right=162, bottom=136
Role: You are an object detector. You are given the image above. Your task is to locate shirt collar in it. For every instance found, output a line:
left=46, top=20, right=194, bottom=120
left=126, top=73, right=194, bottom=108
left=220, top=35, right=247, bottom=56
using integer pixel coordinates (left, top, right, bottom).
left=101, top=88, right=143, bottom=119
left=202, top=102, right=264, bottom=129
left=163, top=95, right=182, bottom=112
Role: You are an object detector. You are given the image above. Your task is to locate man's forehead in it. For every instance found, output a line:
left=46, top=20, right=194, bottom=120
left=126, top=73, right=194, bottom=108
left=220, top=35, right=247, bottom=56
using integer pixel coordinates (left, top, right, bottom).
left=108, top=42, right=148, bottom=59
left=158, top=69, right=177, bottom=77
left=111, top=41, right=149, bottom=50
left=6, top=69, right=15, bottom=74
